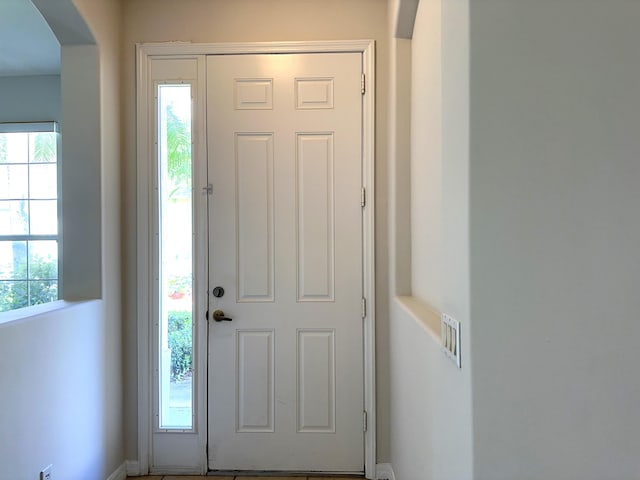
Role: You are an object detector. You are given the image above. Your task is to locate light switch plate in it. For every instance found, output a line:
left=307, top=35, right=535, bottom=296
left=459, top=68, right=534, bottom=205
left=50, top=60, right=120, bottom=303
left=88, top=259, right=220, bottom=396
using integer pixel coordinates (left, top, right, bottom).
left=40, top=465, right=53, bottom=480
left=441, top=313, right=461, bottom=368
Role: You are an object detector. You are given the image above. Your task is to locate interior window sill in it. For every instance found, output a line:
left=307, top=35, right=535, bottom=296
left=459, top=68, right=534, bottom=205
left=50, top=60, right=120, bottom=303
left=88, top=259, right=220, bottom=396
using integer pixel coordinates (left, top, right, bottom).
left=0, top=299, right=99, bottom=328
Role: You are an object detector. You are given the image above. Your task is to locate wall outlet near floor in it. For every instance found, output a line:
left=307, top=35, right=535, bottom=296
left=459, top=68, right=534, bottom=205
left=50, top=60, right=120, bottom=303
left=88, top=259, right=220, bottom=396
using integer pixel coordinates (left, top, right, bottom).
left=441, top=313, right=461, bottom=368
left=40, top=464, right=53, bottom=480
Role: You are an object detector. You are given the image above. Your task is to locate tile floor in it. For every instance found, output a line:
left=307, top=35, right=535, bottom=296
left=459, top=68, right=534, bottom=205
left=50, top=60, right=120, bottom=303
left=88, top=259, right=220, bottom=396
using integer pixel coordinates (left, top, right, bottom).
left=127, top=477, right=363, bottom=480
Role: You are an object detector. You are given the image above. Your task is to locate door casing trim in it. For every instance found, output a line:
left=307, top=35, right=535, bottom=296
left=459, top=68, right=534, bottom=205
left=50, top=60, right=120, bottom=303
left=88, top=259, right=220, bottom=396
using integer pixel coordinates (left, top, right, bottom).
left=136, top=40, right=376, bottom=478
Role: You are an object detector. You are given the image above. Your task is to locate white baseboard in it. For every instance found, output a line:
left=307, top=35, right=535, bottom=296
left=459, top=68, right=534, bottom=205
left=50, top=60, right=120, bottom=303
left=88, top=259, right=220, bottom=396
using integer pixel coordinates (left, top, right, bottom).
left=125, top=460, right=390, bottom=479
left=125, top=460, right=140, bottom=476
left=106, top=462, right=127, bottom=480
left=376, top=463, right=396, bottom=480
left=149, top=466, right=204, bottom=475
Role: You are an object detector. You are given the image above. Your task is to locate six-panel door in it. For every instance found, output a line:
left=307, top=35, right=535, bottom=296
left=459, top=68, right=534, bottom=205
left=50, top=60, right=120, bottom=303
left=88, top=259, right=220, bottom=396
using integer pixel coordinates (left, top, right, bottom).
left=207, top=52, right=364, bottom=472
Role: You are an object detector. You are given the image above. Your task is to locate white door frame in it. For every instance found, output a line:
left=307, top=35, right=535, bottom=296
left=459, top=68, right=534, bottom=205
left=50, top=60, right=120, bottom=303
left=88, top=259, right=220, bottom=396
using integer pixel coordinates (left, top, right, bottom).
left=136, top=40, right=376, bottom=478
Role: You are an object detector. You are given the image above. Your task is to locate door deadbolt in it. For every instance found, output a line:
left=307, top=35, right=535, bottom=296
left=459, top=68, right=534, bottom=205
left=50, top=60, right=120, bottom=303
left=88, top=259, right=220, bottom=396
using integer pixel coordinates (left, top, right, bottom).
left=212, top=286, right=225, bottom=298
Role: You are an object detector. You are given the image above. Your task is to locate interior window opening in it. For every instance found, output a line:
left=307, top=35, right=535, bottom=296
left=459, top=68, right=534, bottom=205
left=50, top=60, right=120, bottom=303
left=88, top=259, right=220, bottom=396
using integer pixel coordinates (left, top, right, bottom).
left=0, top=123, right=59, bottom=313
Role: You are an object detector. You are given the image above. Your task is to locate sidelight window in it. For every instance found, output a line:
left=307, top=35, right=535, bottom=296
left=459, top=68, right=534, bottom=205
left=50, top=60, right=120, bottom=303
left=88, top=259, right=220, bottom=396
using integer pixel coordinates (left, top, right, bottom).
left=157, top=84, right=194, bottom=429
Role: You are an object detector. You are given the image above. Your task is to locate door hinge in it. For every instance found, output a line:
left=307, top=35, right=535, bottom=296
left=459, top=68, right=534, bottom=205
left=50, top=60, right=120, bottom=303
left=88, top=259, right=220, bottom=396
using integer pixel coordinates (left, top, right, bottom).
left=361, top=187, right=366, bottom=207
left=361, top=298, right=366, bottom=318
left=363, top=410, right=368, bottom=432
left=203, top=184, right=213, bottom=195
left=361, top=73, right=366, bottom=94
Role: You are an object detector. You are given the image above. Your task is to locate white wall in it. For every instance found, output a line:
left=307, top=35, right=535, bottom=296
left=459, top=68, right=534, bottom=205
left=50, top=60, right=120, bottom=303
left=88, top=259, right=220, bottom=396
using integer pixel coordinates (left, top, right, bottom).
left=391, top=0, right=640, bottom=478
left=0, top=1, right=125, bottom=479
left=71, top=0, right=125, bottom=476
left=0, top=302, right=112, bottom=480
left=0, top=75, right=60, bottom=123
left=469, top=1, right=640, bottom=478
left=388, top=0, right=473, bottom=478
left=60, top=45, right=102, bottom=300
left=120, top=0, right=390, bottom=462
left=410, top=0, right=442, bottom=307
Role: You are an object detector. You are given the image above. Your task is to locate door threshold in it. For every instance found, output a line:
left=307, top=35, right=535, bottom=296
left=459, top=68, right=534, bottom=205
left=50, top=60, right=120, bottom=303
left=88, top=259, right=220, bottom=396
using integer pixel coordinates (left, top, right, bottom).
left=208, top=471, right=364, bottom=478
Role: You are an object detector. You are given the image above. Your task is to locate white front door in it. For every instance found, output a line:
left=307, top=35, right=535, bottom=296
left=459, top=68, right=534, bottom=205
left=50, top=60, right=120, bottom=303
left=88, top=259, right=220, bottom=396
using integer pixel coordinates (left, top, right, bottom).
left=206, top=52, right=364, bottom=472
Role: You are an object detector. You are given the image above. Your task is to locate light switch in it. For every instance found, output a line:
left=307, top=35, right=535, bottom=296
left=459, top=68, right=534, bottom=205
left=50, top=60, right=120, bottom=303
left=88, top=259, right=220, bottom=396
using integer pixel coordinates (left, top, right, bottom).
left=441, top=313, right=461, bottom=368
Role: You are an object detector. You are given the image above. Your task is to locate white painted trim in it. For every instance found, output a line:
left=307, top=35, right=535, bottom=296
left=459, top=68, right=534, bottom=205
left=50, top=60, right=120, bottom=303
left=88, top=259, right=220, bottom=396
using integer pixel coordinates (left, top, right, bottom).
left=137, top=40, right=376, bottom=478
left=361, top=40, right=377, bottom=480
left=125, top=460, right=140, bottom=476
left=105, top=462, right=127, bottom=480
left=136, top=42, right=152, bottom=476
left=149, top=466, right=204, bottom=476
left=193, top=55, right=210, bottom=474
left=138, top=40, right=374, bottom=56
left=376, top=463, right=396, bottom=480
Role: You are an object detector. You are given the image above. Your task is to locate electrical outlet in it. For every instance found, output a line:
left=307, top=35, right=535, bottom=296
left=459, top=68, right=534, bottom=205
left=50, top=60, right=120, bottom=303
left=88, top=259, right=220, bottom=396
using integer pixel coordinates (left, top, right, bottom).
left=40, top=465, right=52, bottom=480
left=441, top=313, right=461, bottom=368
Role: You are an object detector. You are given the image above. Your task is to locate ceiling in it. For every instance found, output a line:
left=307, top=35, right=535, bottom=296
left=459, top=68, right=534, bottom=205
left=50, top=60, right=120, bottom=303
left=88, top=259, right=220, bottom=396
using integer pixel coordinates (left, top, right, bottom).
left=0, top=0, right=60, bottom=77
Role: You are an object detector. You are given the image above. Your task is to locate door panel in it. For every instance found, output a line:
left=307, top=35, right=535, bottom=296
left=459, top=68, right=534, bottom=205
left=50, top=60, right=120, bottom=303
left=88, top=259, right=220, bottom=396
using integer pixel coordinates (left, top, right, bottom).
left=236, top=329, right=275, bottom=432
left=235, top=133, right=274, bottom=302
left=297, top=329, right=336, bottom=433
left=297, top=132, right=335, bottom=301
left=207, top=52, right=363, bottom=472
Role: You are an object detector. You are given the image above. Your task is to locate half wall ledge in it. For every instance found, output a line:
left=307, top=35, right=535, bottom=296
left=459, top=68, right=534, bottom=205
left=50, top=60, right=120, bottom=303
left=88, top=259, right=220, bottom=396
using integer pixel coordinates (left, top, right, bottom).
left=394, top=295, right=441, bottom=342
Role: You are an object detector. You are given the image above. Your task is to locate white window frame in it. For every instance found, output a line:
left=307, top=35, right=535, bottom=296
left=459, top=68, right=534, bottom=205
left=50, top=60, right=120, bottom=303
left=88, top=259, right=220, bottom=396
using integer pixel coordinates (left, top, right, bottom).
left=0, top=121, right=62, bottom=316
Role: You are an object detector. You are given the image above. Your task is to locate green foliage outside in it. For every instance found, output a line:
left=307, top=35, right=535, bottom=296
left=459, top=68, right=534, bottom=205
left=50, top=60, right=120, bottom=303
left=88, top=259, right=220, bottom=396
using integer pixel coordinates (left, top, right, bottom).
left=32, top=133, right=56, bottom=163
left=0, top=253, right=58, bottom=312
left=164, top=98, right=194, bottom=381
left=0, top=135, right=6, bottom=163
left=168, top=310, right=193, bottom=380
left=166, top=106, right=192, bottom=200
left=0, top=132, right=55, bottom=164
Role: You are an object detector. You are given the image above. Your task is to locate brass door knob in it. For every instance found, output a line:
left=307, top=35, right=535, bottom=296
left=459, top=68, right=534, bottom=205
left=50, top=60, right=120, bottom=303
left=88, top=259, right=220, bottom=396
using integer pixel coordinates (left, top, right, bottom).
left=212, top=309, right=232, bottom=322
